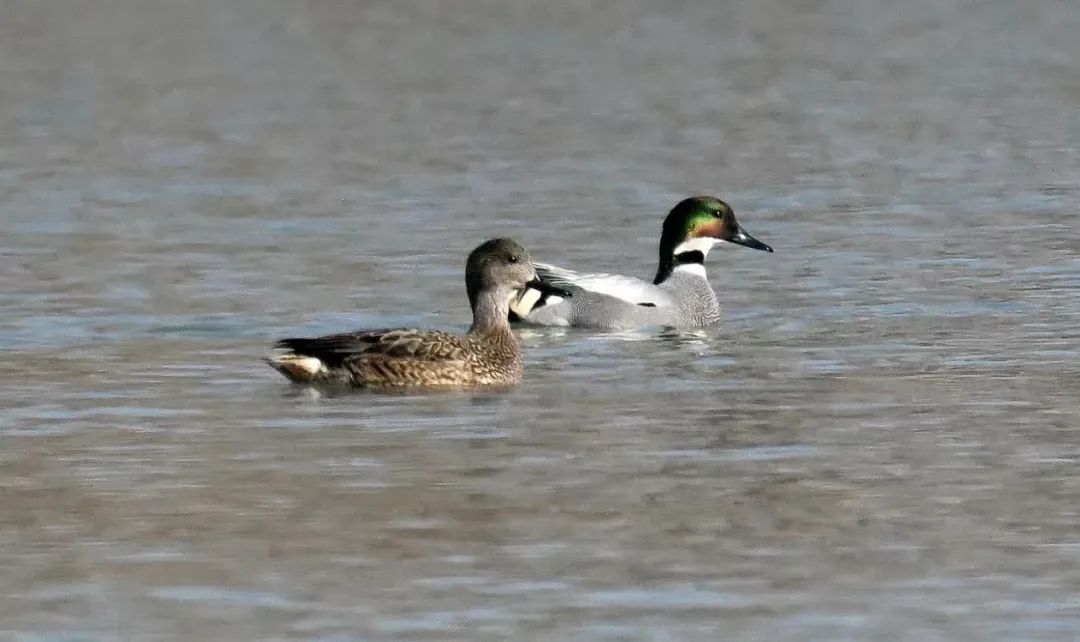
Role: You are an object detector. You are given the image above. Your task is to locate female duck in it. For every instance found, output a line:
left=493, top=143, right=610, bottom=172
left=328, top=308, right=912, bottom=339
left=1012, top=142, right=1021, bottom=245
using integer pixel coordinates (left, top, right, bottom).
left=268, top=238, right=566, bottom=388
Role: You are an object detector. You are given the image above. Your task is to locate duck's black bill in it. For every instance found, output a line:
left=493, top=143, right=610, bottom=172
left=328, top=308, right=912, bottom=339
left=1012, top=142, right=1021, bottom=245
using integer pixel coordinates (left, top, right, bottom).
left=525, top=277, right=572, bottom=298
left=729, top=227, right=774, bottom=253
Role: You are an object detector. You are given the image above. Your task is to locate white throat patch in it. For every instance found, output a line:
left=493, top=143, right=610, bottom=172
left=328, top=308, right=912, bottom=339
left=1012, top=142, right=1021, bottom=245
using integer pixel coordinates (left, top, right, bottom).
left=672, top=237, right=721, bottom=257
left=673, top=263, right=708, bottom=278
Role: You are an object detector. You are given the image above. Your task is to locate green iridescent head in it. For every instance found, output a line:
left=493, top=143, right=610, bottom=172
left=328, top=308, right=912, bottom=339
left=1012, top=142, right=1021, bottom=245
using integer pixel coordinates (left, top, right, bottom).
left=653, top=196, right=773, bottom=284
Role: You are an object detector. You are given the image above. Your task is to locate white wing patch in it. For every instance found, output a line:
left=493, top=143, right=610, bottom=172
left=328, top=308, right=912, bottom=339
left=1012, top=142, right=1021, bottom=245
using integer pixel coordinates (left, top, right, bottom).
left=535, top=263, right=675, bottom=307
left=509, top=287, right=565, bottom=318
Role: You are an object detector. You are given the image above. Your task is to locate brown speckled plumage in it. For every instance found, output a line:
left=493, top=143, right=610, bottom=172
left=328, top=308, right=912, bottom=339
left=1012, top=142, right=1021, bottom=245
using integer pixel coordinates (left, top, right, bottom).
left=271, top=327, right=522, bottom=387
left=267, top=238, right=562, bottom=389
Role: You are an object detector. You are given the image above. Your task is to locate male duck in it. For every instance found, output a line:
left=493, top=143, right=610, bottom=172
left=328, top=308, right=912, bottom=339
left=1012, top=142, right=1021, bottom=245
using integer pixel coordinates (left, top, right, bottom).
left=509, top=196, right=773, bottom=330
left=268, top=238, right=567, bottom=388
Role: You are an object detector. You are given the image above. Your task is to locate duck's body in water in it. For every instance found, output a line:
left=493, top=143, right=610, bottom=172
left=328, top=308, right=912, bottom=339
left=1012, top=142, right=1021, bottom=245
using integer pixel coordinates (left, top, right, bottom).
left=509, top=196, right=773, bottom=330
left=268, top=238, right=567, bottom=388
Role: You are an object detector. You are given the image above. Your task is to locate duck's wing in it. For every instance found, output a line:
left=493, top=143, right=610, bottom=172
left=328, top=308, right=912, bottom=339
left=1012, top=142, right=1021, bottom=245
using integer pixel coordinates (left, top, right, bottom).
left=274, top=329, right=467, bottom=367
left=268, top=328, right=476, bottom=385
left=509, top=262, right=677, bottom=326
left=531, top=263, right=675, bottom=307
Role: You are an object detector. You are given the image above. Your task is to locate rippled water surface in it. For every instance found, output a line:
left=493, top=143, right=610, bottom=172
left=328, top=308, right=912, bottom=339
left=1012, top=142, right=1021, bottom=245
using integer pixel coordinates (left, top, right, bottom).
left=2, top=1, right=1079, bottom=640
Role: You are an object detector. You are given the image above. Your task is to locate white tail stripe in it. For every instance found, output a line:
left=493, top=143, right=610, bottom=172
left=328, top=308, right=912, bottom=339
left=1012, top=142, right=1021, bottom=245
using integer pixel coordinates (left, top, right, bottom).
left=271, top=355, right=325, bottom=377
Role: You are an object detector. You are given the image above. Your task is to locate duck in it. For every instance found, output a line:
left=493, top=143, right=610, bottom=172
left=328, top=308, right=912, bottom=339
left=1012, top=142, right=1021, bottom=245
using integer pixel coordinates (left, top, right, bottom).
left=508, top=196, right=773, bottom=330
left=267, top=238, right=568, bottom=388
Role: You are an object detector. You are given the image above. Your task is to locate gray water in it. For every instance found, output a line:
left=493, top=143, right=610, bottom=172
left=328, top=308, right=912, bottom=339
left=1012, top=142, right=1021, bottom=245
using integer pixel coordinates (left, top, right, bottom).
left=2, top=1, right=1079, bottom=640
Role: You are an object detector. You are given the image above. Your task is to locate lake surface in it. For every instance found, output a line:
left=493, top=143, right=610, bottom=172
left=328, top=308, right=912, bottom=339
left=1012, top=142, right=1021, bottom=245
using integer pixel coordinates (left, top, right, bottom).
left=2, top=1, right=1079, bottom=640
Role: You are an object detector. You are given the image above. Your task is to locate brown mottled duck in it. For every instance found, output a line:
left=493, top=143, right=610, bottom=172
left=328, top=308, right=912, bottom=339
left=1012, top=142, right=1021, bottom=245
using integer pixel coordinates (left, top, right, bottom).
left=267, top=238, right=568, bottom=388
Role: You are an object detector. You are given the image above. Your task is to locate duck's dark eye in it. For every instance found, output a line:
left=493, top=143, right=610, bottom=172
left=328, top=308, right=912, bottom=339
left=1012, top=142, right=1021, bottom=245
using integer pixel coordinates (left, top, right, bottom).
left=507, top=254, right=520, bottom=264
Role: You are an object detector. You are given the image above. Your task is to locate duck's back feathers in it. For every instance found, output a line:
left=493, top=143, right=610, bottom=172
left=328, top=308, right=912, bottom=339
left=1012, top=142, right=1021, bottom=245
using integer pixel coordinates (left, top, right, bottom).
left=268, top=328, right=520, bottom=387
left=508, top=262, right=680, bottom=328
left=532, top=263, right=676, bottom=307
left=275, top=329, right=467, bottom=367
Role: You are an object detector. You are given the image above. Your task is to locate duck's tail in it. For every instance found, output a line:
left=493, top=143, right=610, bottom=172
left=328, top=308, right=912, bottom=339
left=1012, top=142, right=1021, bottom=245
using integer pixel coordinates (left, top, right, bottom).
left=265, top=348, right=328, bottom=383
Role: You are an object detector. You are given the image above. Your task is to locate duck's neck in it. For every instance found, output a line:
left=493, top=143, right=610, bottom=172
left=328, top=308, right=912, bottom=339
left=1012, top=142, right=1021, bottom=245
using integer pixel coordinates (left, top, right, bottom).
left=468, top=289, right=515, bottom=337
left=654, top=237, right=717, bottom=284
